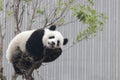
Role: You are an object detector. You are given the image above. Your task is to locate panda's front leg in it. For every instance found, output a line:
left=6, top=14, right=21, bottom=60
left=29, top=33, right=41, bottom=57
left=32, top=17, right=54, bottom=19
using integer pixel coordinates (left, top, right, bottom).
left=43, top=48, right=62, bottom=63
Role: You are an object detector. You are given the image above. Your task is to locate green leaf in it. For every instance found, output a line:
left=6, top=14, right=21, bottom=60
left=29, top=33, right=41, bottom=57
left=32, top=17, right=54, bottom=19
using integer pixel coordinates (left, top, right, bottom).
left=0, top=0, right=3, bottom=11
left=60, top=18, right=65, bottom=24
left=91, top=10, right=96, bottom=14
left=6, top=10, right=13, bottom=16
left=58, top=0, right=63, bottom=7
left=88, top=0, right=94, bottom=5
left=77, top=11, right=86, bottom=22
left=71, top=5, right=77, bottom=11
left=36, top=9, right=44, bottom=15
left=76, top=32, right=83, bottom=41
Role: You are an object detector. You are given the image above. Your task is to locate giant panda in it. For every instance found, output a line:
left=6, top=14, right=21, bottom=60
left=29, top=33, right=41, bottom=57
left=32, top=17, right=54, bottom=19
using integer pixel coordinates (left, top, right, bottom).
left=6, top=25, right=68, bottom=75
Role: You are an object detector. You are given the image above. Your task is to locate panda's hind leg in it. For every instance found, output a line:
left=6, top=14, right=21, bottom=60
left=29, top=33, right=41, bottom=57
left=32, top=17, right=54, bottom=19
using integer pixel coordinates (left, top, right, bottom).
left=11, top=51, right=24, bottom=75
left=11, top=51, right=23, bottom=80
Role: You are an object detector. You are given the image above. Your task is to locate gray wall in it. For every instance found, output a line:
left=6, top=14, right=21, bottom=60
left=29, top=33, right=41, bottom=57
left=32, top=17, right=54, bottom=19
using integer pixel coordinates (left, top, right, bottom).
left=2, top=0, right=120, bottom=80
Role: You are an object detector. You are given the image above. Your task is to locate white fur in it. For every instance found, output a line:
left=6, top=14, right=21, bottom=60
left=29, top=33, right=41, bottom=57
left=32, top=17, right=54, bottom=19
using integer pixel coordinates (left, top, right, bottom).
left=42, top=29, right=64, bottom=48
left=6, top=30, right=35, bottom=62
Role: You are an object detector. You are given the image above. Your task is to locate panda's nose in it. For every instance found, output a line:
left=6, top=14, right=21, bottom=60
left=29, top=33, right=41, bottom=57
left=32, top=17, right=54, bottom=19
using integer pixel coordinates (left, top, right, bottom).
left=51, top=42, right=55, bottom=45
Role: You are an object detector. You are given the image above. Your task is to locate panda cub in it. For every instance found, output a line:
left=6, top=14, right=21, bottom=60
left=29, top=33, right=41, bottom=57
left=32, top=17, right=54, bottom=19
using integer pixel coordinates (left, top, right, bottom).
left=6, top=25, right=68, bottom=74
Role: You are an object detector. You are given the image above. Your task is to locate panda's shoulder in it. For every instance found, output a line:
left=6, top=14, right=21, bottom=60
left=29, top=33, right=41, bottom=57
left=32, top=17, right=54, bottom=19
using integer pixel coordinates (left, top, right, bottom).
left=25, top=28, right=45, bottom=46
left=28, top=28, right=45, bottom=39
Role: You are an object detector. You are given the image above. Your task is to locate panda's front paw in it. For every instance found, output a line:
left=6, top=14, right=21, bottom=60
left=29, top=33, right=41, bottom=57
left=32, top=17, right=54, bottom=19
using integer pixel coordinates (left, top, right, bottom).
left=43, top=48, right=62, bottom=63
left=54, top=48, right=62, bottom=53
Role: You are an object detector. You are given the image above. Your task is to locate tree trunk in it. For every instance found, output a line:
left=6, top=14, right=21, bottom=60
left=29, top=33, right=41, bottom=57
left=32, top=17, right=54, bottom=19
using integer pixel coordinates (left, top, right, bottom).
left=0, top=39, right=6, bottom=80
left=0, top=26, right=6, bottom=80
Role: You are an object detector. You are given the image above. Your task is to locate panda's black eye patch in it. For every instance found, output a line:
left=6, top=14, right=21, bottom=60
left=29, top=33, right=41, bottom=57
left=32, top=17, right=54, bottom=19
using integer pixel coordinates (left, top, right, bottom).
left=49, top=36, right=55, bottom=39
left=57, top=40, right=60, bottom=46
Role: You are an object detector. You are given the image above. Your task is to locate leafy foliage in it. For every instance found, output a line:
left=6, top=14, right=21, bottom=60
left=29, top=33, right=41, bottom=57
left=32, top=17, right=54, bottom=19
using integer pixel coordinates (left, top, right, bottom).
left=88, top=0, right=94, bottom=5
left=71, top=1, right=107, bottom=42
left=53, top=0, right=107, bottom=43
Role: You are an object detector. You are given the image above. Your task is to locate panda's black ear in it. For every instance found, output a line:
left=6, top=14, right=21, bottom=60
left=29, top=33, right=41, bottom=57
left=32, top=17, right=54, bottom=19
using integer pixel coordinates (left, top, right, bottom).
left=49, top=25, right=56, bottom=31
left=63, top=38, right=68, bottom=45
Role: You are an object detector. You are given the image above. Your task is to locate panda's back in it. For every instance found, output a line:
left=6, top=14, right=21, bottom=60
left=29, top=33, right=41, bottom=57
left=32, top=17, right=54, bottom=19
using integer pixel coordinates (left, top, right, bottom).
left=6, top=30, right=35, bottom=61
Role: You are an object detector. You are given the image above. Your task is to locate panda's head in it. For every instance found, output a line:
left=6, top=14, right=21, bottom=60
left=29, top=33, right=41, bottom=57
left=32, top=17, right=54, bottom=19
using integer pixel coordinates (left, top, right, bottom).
left=42, top=25, right=68, bottom=49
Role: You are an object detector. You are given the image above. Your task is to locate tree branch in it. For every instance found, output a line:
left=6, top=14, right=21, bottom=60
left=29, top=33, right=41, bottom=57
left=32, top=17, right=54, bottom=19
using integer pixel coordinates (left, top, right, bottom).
left=24, top=48, right=46, bottom=80
left=18, top=4, right=25, bottom=28
left=58, top=19, right=78, bottom=27
left=43, top=0, right=73, bottom=28
left=28, top=0, right=38, bottom=30
left=0, top=25, right=6, bottom=80
left=13, top=0, right=21, bottom=34
left=0, top=25, right=3, bottom=56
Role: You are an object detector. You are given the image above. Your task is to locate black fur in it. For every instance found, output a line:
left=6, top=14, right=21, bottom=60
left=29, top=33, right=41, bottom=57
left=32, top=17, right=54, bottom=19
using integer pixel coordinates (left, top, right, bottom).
left=63, top=38, right=68, bottom=45
left=43, top=48, right=62, bottom=62
left=26, top=29, right=45, bottom=60
left=12, top=52, right=34, bottom=75
left=49, top=25, right=56, bottom=31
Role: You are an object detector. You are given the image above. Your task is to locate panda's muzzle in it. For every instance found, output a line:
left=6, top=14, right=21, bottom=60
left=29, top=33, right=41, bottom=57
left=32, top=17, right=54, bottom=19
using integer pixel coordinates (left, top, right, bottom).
left=48, top=42, right=55, bottom=48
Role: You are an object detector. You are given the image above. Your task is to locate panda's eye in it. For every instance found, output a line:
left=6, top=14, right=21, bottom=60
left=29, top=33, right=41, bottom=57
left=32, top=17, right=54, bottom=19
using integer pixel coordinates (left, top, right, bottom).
left=57, top=40, right=60, bottom=46
left=49, top=36, right=55, bottom=39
